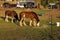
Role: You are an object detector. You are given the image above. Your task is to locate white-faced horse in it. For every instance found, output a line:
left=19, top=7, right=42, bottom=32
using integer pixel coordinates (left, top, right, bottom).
left=19, top=11, right=40, bottom=27
left=5, top=10, right=18, bottom=23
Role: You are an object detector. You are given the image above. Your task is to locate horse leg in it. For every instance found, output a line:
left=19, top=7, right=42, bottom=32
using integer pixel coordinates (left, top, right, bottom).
left=22, top=14, right=27, bottom=26
left=11, top=18, right=14, bottom=23
left=5, top=16, right=9, bottom=22
left=33, top=20, right=36, bottom=27
left=37, top=22, right=40, bottom=27
left=29, top=20, right=32, bottom=26
left=19, top=18, right=23, bottom=26
left=23, top=19, right=27, bottom=26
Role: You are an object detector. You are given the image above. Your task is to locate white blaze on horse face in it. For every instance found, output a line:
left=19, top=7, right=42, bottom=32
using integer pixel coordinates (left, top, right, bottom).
left=29, top=20, right=32, bottom=26
left=5, top=16, right=9, bottom=22
left=37, top=22, right=40, bottom=27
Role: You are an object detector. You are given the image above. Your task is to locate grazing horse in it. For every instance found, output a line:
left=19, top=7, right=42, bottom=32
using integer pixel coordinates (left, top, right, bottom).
left=19, top=11, right=40, bottom=27
left=5, top=10, right=18, bottom=23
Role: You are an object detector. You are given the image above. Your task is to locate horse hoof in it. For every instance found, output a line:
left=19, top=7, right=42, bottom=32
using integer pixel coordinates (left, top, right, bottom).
left=20, top=25, right=23, bottom=27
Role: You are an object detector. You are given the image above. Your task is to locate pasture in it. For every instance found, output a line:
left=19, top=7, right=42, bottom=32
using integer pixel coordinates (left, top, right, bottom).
left=0, top=8, right=60, bottom=40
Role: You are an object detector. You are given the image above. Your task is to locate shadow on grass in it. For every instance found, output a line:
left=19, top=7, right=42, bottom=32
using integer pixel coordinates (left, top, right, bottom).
left=0, top=16, right=20, bottom=26
left=0, top=16, right=5, bottom=20
left=0, top=16, right=41, bottom=28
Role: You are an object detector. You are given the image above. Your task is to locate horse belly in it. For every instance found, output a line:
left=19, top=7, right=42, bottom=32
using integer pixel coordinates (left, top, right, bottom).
left=25, top=15, right=34, bottom=20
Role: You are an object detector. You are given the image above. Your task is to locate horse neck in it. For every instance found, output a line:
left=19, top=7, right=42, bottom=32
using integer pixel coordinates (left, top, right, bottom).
left=35, top=17, right=39, bottom=23
left=15, top=14, right=19, bottom=20
left=33, top=12, right=39, bottom=23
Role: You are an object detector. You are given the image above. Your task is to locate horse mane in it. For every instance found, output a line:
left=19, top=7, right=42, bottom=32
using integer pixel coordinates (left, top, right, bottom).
left=12, top=10, right=19, bottom=21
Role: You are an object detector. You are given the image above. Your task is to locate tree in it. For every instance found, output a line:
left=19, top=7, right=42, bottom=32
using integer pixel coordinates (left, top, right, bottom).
left=59, top=0, right=60, bottom=9
left=41, top=0, right=48, bottom=8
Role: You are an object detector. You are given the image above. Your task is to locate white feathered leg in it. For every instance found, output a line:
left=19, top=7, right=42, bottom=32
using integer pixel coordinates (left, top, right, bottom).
left=5, top=16, right=9, bottom=22
left=29, top=20, right=32, bottom=26
left=37, top=22, right=40, bottom=27
left=23, top=21, right=27, bottom=26
left=11, top=18, right=14, bottom=23
left=23, top=14, right=27, bottom=26
left=33, top=20, right=36, bottom=26
left=19, top=18, right=23, bottom=26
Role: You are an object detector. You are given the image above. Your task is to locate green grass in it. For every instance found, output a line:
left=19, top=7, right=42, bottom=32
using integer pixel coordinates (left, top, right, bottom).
left=0, top=8, right=60, bottom=40
left=0, top=20, right=60, bottom=40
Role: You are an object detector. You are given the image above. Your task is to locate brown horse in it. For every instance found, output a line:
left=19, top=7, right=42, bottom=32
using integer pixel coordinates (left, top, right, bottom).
left=19, top=11, right=40, bottom=27
left=5, top=10, right=18, bottom=23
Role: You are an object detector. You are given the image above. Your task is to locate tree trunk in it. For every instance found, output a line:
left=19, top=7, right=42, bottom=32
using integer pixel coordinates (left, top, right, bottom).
left=59, top=0, right=60, bottom=9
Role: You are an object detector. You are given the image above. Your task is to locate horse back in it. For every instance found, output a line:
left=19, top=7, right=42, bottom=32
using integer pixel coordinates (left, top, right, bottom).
left=5, top=10, right=17, bottom=16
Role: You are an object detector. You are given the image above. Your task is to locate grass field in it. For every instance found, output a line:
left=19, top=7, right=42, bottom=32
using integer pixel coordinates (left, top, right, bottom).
left=0, top=20, right=60, bottom=40
left=0, top=8, right=60, bottom=40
